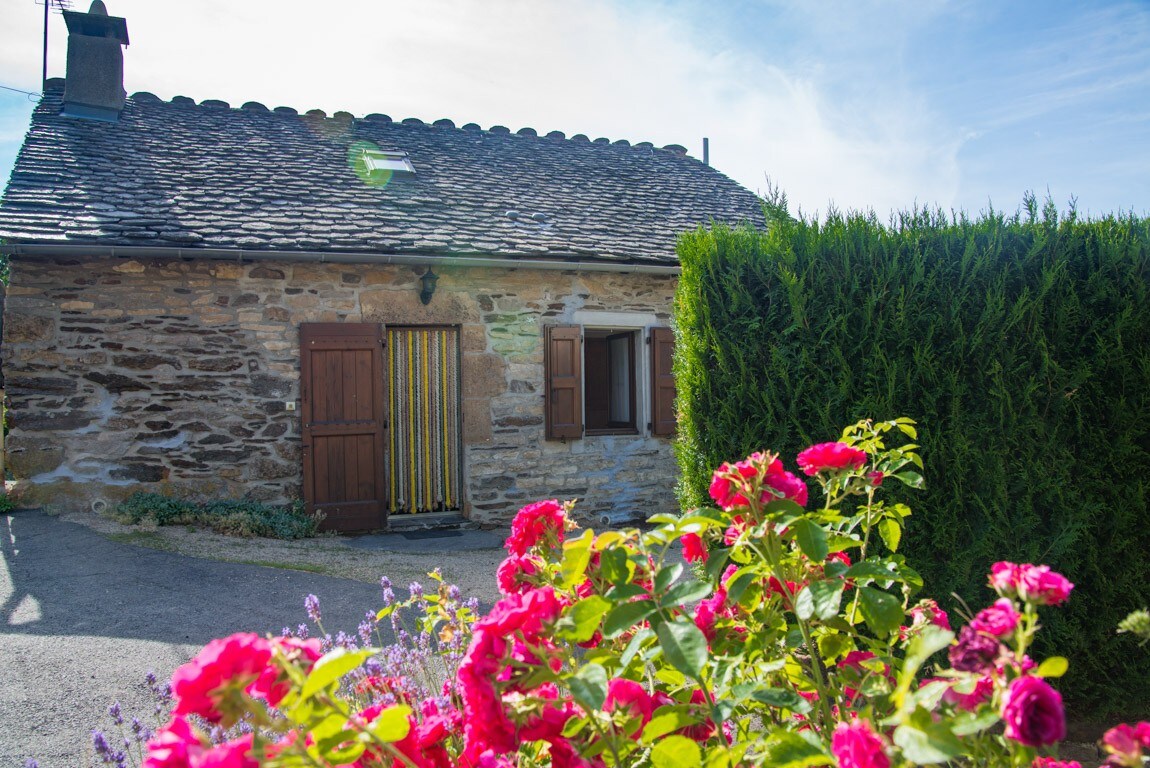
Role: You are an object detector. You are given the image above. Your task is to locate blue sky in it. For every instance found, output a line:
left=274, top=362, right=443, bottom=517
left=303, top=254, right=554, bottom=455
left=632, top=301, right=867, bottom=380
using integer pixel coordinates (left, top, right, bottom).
left=1, top=0, right=1148, bottom=219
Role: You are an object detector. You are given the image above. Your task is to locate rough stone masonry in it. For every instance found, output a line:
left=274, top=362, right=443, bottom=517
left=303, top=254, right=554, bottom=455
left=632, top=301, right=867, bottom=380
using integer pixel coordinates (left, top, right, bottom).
left=2, top=255, right=680, bottom=525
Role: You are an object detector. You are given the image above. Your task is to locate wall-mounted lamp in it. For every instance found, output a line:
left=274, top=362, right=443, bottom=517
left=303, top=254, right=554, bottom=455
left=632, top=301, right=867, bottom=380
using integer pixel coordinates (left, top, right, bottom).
left=419, top=267, right=439, bottom=305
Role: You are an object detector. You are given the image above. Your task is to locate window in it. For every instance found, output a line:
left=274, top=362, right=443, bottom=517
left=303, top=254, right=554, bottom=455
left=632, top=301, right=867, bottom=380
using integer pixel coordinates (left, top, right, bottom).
left=585, top=329, right=636, bottom=433
left=361, top=149, right=416, bottom=176
left=544, top=324, right=676, bottom=440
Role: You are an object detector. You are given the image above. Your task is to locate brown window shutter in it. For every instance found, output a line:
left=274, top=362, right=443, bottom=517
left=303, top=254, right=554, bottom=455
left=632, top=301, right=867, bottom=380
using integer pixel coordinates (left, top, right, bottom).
left=650, top=326, right=677, bottom=437
left=545, top=325, right=583, bottom=440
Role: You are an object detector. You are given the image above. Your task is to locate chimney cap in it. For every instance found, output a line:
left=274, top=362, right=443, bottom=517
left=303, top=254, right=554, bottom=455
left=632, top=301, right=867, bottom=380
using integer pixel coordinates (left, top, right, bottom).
left=64, top=2, right=129, bottom=45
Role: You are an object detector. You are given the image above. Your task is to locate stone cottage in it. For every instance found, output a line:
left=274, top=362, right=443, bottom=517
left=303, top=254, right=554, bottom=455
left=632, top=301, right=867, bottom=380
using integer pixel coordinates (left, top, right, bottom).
left=0, top=2, right=763, bottom=531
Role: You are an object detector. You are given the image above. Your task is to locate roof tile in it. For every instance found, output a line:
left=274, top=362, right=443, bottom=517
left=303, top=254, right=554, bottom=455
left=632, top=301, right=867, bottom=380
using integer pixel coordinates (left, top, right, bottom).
left=0, top=84, right=762, bottom=264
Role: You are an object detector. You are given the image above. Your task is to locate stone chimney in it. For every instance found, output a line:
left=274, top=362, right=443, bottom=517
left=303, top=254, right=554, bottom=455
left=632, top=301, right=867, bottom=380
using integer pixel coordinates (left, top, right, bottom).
left=61, top=0, right=130, bottom=121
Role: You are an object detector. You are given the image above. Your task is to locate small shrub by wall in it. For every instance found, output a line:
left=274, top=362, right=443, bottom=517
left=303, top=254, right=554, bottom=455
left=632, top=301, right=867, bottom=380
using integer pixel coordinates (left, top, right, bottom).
left=673, top=196, right=1150, bottom=714
left=114, top=492, right=322, bottom=539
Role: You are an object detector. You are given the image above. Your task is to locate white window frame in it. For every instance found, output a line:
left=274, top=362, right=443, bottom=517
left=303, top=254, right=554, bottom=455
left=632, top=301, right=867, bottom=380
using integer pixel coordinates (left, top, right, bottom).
left=572, top=310, right=659, bottom=437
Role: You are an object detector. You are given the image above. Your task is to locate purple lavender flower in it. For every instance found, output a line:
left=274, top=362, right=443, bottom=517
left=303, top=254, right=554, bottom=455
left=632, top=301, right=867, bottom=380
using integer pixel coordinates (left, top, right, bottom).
left=949, top=625, right=1003, bottom=673
left=281, top=626, right=293, bottom=637
left=297, top=623, right=309, bottom=639
left=92, top=731, right=112, bottom=758
left=25, top=760, right=40, bottom=768
left=382, top=587, right=396, bottom=606
left=380, top=576, right=392, bottom=590
left=304, top=593, right=321, bottom=623
left=108, top=702, right=123, bottom=726
left=358, top=618, right=375, bottom=646
left=409, top=582, right=424, bottom=599
left=144, top=671, right=157, bottom=687
left=447, top=584, right=462, bottom=601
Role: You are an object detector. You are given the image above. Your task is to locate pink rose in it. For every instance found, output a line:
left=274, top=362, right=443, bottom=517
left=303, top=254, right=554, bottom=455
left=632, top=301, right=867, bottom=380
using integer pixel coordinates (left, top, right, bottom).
left=680, top=533, right=708, bottom=563
left=901, top=598, right=951, bottom=640
left=709, top=459, right=757, bottom=510
left=1032, top=758, right=1082, bottom=768
left=1137, top=721, right=1150, bottom=747
left=170, top=633, right=273, bottom=724
left=505, top=500, right=566, bottom=555
left=970, top=598, right=1021, bottom=637
left=831, top=719, right=890, bottom=768
left=249, top=636, right=323, bottom=707
left=1017, top=564, right=1074, bottom=606
left=763, top=457, right=809, bottom=506
left=796, top=442, right=867, bottom=476
left=709, top=453, right=807, bottom=510
left=496, top=553, right=541, bottom=596
left=943, top=675, right=994, bottom=711
left=142, top=716, right=203, bottom=768
left=195, top=735, right=258, bottom=768
left=1001, top=676, right=1065, bottom=747
left=1101, top=723, right=1145, bottom=766
left=989, top=561, right=1023, bottom=597
left=604, top=679, right=655, bottom=733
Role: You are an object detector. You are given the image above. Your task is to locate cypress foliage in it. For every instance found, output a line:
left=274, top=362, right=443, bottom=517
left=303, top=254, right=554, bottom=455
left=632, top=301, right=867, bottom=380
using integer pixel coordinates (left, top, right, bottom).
left=673, top=196, right=1150, bottom=714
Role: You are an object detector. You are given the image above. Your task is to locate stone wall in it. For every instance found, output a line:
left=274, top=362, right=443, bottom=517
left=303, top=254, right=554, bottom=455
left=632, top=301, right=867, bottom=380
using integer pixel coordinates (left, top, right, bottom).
left=2, top=255, right=679, bottom=525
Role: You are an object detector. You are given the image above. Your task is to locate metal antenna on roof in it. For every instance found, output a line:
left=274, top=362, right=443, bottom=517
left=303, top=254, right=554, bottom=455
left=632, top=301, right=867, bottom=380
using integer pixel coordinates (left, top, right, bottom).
left=36, top=0, right=74, bottom=89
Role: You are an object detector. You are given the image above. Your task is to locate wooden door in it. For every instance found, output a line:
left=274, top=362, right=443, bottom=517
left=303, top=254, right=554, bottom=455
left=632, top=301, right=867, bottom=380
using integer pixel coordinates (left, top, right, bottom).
left=300, top=323, right=387, bottom=532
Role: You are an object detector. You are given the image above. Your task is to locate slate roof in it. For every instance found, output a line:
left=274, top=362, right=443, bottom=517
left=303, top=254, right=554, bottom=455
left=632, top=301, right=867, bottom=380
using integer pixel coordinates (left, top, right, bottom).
left=0, top=81, right=763, bottom=266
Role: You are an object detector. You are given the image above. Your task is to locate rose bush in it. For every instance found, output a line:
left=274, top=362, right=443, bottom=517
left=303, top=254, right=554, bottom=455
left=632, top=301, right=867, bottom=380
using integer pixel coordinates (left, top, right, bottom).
left=110, top=418, right=1149, bottom=768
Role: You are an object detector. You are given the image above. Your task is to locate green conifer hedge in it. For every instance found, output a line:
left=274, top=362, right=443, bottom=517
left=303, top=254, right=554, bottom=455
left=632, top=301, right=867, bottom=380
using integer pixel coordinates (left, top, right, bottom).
left=673, top=196, right=1150, bottom=714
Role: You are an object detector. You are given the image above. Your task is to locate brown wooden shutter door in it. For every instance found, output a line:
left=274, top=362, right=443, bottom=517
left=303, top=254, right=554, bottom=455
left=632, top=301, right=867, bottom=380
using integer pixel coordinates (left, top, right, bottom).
left=650, top=326, right=677, bottom=437
left=545, top=325, right=583, bottom=439
left=300, top=323, right=388, bottom=532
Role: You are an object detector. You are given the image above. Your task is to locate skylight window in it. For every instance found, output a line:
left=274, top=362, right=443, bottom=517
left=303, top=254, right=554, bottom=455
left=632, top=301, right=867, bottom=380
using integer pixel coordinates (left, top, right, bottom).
left=362, top=149, right=416, bottom=176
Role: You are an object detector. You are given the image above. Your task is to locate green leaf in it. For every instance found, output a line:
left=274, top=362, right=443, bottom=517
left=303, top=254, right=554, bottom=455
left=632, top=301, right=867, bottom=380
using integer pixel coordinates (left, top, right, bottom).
left=604, top=600, right=658, bottom=638
left=569, top=663, right=609, bottom=711
left=877, top=518, right=902, bottom=553
left=655, top=620, right=709, bottom=679
left=858, top=586, right=904, bottom=637
left=310, top=713, right=352, bottom=745
left=620, top=627, right=655, bottom=668
left=655, top=563, right=685, bottom=594
left=794, top=580, right=845, bottom=621
left=1036, top=656, right=1069, bottom=678
left=566, top=596, right=611, bottom=643
left=300, top=648, right=373, bottom=699
left=761, top=731, right=833, bottom=767
left=369, top=705, right=413, bottom=742
left=560, top=529, right=594, bottom=588
left=892, top=471, right=924, bottom=489
left=662, top=580, right=712, bottom=608
left=904, top=625, right=955, bottom=671
left=724, top=566, right=759, bottom=604
left=892, top=721, right=964, bottom=764
left=600, top=548, right=632, bottom=584
left=817, top=632, right=850, bottom=662
left=844, top=561, right=899, bottom=581
left=642, top=708, right=697, bottom=743
left=651, top=735, right=703, bottom=768
left=950, top=709, right=1001, bottom=736
left=749, top=687, right=811, bottom=713
left=790, top=518, right=829, bottom=562
left=607, top=583, right=649, bottom=601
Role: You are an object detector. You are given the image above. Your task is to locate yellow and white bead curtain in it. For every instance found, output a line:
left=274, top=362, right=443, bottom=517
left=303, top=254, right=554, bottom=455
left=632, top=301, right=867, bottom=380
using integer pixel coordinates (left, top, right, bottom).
left=387, top=327, right=462, bottom=513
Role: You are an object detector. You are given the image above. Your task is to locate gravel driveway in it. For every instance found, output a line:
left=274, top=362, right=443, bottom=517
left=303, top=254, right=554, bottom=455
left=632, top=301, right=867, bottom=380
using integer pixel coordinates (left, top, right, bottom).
left=0, top=508, right=500, bottom=767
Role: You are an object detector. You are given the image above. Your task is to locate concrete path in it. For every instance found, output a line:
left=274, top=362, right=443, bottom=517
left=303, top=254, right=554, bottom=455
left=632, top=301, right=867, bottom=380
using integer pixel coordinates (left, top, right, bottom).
left=0, top=509, right=397, bottom=767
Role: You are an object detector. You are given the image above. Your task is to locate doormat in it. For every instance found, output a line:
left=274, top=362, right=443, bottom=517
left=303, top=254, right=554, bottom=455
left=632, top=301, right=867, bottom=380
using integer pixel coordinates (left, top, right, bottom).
left=401, top=529, right=464, bottom=540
